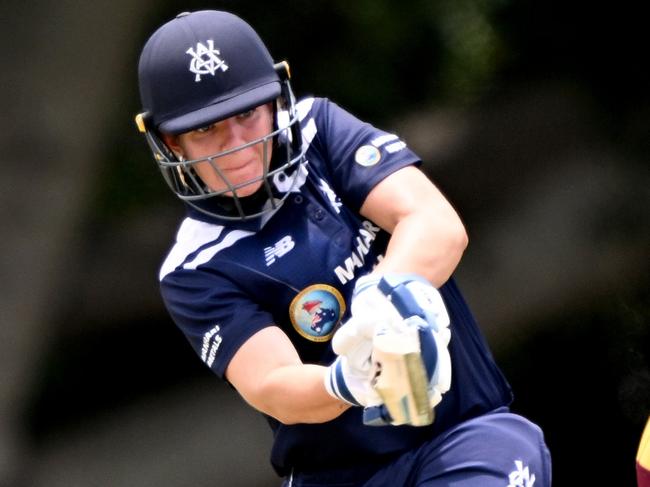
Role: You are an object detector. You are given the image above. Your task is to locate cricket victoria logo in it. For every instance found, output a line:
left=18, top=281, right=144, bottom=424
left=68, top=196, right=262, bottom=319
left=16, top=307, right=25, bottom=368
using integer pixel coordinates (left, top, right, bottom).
left=186, top=40, right=229, bottom=82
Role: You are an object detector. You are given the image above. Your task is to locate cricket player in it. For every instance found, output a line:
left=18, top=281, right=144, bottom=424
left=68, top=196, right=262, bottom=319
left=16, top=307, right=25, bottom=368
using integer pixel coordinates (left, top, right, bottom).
left=135, top=10, right=551, bottom=486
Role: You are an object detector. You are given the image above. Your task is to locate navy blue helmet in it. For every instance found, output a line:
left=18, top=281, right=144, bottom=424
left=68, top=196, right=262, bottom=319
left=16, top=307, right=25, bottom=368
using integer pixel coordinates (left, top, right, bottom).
left=136, top=10, right=304, bottom=220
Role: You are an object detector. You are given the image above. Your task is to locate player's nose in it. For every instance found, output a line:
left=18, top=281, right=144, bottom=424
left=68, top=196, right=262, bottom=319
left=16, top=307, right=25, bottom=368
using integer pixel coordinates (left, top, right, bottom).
left=219, top=117, right=248, bottom=148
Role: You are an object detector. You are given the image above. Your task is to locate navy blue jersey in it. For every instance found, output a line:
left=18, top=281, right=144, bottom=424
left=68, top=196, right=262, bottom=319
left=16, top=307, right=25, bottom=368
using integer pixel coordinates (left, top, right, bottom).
left=159, top=97, right=512, bottom=475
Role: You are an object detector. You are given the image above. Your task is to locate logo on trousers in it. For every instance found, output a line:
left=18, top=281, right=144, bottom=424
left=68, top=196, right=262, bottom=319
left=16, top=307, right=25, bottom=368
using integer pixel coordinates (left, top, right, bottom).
left=507, top=460, right=536, bottom=487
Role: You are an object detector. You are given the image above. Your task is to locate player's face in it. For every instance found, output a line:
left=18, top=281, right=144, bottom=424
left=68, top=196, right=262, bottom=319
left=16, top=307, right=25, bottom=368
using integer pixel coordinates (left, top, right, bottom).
left=163, top=103, right=274, bottom=197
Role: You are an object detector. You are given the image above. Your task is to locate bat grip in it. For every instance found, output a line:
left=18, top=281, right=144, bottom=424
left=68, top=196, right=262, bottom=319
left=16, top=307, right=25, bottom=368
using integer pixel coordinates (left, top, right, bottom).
left=362, top=405, right=393, bottom=426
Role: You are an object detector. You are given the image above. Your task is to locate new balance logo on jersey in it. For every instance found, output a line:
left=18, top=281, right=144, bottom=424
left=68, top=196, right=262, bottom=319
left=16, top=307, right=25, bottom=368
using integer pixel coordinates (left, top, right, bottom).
left=186, top=40, right=228, bottom=82
left=507, top=460, right=536, bottom=487
left=264, top=236, right=295, bottom=266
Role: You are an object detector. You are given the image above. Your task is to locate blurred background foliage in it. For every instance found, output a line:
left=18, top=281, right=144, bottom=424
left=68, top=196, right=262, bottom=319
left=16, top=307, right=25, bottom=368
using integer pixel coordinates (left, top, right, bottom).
left=2, top=0, right=648, bottom=486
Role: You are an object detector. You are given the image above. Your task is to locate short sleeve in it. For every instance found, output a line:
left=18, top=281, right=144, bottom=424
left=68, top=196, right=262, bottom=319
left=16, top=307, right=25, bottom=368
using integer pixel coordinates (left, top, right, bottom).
left=314, top=98, right=422, bottom=211
left=160, top=267, right=274, bottom=379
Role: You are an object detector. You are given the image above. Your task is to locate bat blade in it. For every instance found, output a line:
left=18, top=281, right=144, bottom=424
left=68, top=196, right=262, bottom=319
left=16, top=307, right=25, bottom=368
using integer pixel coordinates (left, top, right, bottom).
left=371, top=327, right=433, bottom=426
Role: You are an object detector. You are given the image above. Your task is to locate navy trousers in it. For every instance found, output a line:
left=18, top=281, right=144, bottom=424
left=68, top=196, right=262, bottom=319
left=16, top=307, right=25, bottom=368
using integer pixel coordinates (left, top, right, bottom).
left=283, top=409, right=551, bottom=486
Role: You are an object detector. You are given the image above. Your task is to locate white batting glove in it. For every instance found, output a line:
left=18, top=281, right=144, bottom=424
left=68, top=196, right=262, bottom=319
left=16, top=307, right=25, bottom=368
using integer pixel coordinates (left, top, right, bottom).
left=331, top=275, right=398, bottom=358
left=324, top=354, right=382, bottom=407
left=324, top=275, right=392, bottom=407
left=363, top=274, right=452, bottom=426
left=326, top=273, right=452, bottom=423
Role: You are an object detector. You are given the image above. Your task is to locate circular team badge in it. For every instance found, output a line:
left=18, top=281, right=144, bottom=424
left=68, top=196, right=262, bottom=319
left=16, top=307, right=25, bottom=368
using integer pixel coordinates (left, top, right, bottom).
left=289, top=284, right=346, bottom=342
left=354, top=145, right=381, bottom=167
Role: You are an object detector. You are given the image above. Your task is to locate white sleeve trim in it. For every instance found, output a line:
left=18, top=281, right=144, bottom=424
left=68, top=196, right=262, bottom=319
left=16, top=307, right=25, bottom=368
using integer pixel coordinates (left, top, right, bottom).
left=159, top=218, right=224, bottom=281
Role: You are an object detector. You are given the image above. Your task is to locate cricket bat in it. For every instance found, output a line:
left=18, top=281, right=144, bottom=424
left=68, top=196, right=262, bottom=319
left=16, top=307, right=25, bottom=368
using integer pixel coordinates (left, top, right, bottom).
left=370, top=323, right=433, bottom=426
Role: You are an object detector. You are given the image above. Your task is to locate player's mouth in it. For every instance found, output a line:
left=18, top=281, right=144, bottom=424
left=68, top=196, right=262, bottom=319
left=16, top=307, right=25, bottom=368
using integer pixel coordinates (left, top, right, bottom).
left=220, top=158, right=262, bottom=178
left=220, top=158, right=265, bottom=186
left=223, top=159, right=255, bottom=171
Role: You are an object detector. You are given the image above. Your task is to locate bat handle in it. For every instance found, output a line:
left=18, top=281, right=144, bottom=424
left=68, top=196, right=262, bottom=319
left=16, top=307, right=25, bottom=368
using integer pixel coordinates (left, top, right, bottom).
left=362, top=405, right=393, bottom=426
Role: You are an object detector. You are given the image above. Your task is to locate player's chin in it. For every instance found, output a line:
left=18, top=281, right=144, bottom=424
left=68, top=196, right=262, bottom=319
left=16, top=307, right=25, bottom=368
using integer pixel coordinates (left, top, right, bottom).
left=236, top=180, right=264, bottom=197
left=222, top=177, right=264, bottom=198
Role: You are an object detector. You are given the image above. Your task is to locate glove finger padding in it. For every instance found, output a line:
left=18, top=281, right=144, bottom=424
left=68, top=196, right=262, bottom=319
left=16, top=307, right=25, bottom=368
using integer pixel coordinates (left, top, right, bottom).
left=349, top=276, right=402, bottom=334
left=331, top=275, right=399, bottom=375
left=331, top=316, right=375, bottom=372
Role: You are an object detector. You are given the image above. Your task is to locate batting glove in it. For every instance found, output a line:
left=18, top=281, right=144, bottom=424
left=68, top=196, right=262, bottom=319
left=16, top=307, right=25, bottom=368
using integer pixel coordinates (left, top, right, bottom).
left=324, top=277, right=393, bottom=407
left=324, top=354, right=382, bottom=407
left=325, top=276, right=399, bottom=407
left=331, top=274, right=401, bottom=359
left=324, top=275, right=390, bottom=406
left=362, top=274, right=452, bottom=426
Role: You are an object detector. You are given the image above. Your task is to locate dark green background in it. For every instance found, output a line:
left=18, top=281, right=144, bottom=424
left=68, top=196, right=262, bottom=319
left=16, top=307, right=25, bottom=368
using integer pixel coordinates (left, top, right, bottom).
left=1, top=1, right=648, bottom=485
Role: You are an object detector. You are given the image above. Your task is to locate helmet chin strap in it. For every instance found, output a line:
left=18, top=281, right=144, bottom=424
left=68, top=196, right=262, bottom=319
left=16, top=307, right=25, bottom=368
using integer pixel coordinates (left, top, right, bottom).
left=209, top=188, right=272, bottom=219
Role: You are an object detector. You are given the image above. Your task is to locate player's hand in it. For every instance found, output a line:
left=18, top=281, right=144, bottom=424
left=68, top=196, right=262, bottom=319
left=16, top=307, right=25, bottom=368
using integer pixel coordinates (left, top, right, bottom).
left=349, top=274, right=452, bottom=426
left=324, top=354, right=381, bottom=407
left=325, top=275, right=395, bottom=407
left=325, top=277, right=395, bottom=407
left=325, top=275, right=392, bottom=407
left=332, top=274, right=451, bottom=425
left=327, top=274, right=451, bottom=424
left=331, top=274, right=399, bottom=362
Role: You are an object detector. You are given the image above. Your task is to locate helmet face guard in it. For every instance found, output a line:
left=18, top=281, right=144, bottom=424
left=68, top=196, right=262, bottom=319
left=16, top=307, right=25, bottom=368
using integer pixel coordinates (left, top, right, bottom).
left=136, top=10, right=306, bottom=220
left=137, top=71, right=305, bottom=220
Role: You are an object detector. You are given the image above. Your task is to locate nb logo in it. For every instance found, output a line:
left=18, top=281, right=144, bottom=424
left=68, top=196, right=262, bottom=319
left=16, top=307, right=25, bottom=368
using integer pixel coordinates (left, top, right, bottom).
left=186, top=40, right=229, bottom=82
left=264, top=236, right=295, bottom=266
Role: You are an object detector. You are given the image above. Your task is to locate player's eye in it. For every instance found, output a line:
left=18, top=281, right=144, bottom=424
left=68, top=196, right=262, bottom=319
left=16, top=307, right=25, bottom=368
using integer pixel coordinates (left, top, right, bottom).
left=237, top=109, right=255, bottom=120
left=195, top=123, right=216, bottom=133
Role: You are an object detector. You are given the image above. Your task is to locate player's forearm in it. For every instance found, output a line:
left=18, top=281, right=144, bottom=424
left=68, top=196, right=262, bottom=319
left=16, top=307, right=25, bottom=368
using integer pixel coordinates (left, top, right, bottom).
left=252, top=363, right=351, bottom=425
left=375, top=208, right=468, bottom=287
left=360, top=166, right=468, bottom=287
